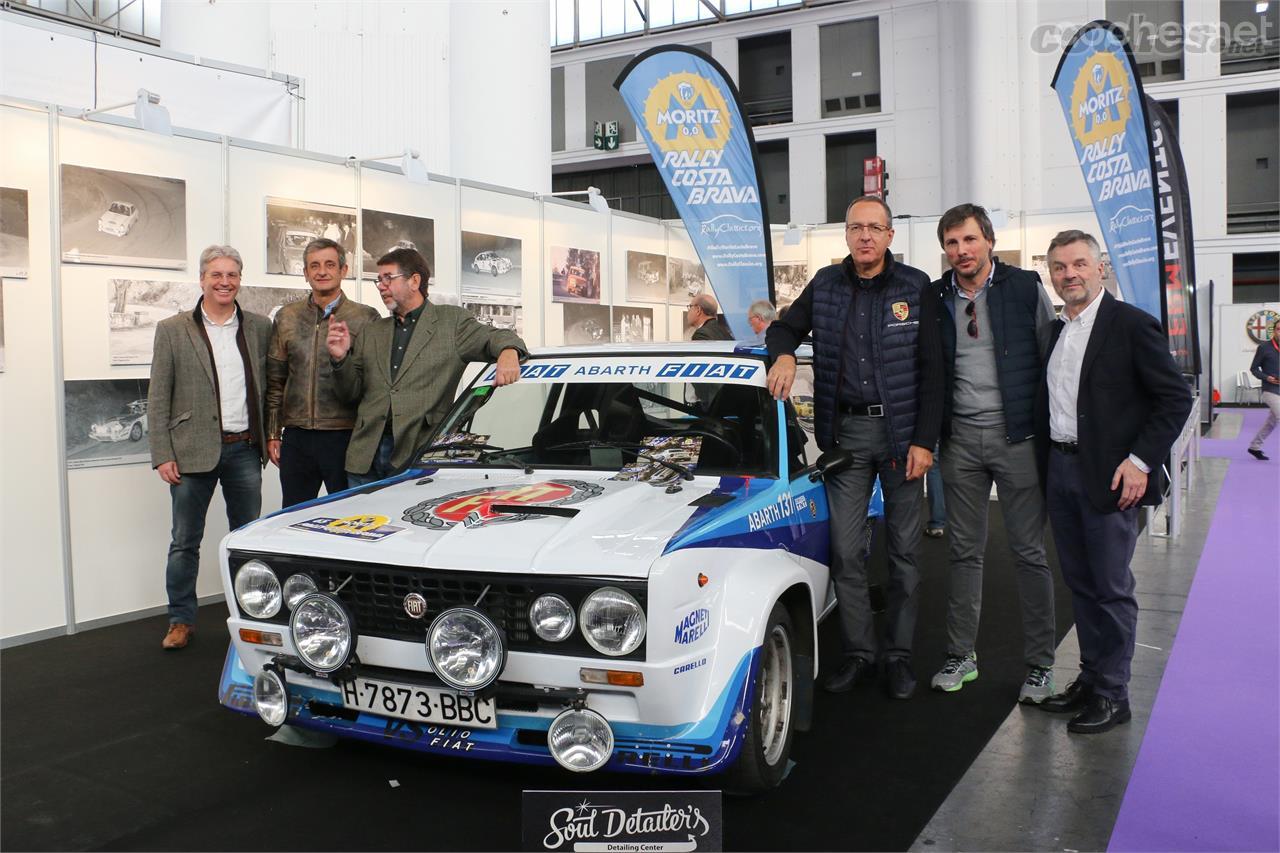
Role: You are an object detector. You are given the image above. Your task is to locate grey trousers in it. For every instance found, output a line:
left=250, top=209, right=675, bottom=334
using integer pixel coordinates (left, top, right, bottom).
left=825, top=413, right=922, bottom=662
left=1248, top=391, right=1280, bottom=451
left=940, top=425, right=1055, bottom=668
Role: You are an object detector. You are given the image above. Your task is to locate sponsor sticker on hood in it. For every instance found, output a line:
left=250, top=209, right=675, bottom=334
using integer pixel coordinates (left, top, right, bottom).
left=290, top=514, right=404, bottom=541
left=401, top=480, right=605, bottom=530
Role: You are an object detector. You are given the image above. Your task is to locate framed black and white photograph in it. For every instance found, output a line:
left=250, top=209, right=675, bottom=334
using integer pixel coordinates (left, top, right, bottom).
left=562, top=303, right=611, bottom=346
left=774, top=262, right=809, bottom=313
left=65, top=378, right=152, bottom=469
left=668, top=256, right=709, bottom=304
left=613, top=306, right=653, bottom=343
left=107, top=280, right=309, bottom=365
left=463, top=300, right=524, bottom=337
left=1, top=187, right=29, bottom=278
left=60, top=165, right=187, bottom=269
left=625, top=250, right=667, bottom=303
left=550, top=245, right=601, bottom=304
left=361, top=209, right=435, bottom=281
left=460, top=230, right=522, bottom=303
left=265, top=197, right=356, bottom=278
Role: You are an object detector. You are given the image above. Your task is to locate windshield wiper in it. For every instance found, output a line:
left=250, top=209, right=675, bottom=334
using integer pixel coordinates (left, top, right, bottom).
left=416, top=440, right=533, bottom=474
left=544, top=440, right=695, bottom=481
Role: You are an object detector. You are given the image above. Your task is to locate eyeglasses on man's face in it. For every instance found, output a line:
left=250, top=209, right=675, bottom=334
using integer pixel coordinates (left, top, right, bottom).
left=845, top=223, right=890, bottom=236
left=374, top=272, right=407, bottom=286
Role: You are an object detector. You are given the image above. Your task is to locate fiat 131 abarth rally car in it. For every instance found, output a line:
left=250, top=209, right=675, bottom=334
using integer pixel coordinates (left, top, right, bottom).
left=218, top=343, right=882, bottom=791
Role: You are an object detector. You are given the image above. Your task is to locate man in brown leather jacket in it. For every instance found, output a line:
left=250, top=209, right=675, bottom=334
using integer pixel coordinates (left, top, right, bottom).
left=265, top=238, right=378, bottom=507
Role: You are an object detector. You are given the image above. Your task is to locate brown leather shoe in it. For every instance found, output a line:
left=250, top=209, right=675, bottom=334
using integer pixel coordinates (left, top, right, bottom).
left=162, top=623, right=194, bottom=650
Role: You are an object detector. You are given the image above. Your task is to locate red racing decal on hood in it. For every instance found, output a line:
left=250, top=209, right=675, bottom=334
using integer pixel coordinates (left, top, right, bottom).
left=401, top=480, right=605, bottom=529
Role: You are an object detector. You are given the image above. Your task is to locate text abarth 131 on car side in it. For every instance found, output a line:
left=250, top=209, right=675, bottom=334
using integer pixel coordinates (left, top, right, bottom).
left=217, top=343, right=882, bottom=792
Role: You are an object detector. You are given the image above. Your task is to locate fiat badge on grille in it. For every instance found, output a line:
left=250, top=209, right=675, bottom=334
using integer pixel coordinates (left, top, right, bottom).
left=403, top=593, right=427, bottom=619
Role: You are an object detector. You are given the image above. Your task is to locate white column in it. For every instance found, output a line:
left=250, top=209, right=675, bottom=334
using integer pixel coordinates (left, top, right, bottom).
left=161, top=0, right=270, bottom=70
left=711, top=37, right=739, bottom=85
left=449, top=0, right=551, bottom=193
left=564, top=61, right=588, bottom=151
left=790, top=23, right=821, bottom=124
left=788, top=133, right=827, bottom=225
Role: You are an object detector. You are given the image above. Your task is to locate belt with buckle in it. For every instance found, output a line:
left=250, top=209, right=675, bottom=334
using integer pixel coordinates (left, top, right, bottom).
left=839, top=402, right=885, bottom=418
left=1050, top=440, right=1079, bottom=454
left=221, top=430, right=253, bottom=444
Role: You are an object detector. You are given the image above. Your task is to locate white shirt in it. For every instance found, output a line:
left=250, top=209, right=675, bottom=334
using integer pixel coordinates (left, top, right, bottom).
left=201, top=306, right=249, bottom=432
left=1046, top=290, right=1149, bottom=472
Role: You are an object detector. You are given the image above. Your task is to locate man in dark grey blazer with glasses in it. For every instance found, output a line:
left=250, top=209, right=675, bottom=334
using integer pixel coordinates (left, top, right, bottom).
left=149, top=244, right=271, bottom=651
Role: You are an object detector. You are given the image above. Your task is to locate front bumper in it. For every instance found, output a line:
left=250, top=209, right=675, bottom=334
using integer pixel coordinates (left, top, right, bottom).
left=218, top=643, right=758, bottom=776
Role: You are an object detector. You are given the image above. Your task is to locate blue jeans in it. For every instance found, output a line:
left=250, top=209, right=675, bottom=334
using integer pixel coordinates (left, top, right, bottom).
left=926, top=444, right=946, bottom=528
left=347, top=433, right=395, bottom=488
left=165, top=441, right=262, bottom=625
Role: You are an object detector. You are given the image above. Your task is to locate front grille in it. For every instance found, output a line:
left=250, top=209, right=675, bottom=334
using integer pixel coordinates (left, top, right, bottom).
left=229, top=551, right=646, bottom=660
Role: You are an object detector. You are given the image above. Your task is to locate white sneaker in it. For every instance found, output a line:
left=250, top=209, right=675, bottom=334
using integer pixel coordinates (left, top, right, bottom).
left=931, top=653, right=978, bottom=692
left=1019, top=666, right=1055, bottom=704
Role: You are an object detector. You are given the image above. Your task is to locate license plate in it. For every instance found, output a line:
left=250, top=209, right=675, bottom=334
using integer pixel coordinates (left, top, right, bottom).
left=340, top=677, right=497, bottom=729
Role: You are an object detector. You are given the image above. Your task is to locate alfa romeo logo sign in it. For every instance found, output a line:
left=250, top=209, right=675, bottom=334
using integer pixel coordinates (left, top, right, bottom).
left=1246, top=309, right=1278, bottom=344
left=403, top=480, right=605, bottom=530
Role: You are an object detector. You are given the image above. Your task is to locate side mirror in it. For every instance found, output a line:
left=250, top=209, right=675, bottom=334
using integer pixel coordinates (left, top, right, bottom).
left=808, top=448, right=854, bottom=482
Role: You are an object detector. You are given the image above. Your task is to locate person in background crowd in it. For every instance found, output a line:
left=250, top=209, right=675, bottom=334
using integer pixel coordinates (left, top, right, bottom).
left=766, top=194, right=943, bottom=700
left=925, top=444, right=946, bottom=537
left=924, top=203, right=1059, bottom=704
left=265, top=238, right=378, bottom=507
left=148, top=245, right=271, bottom=650
left=1036, top=229, right=1191, bottom=733
left=689, top=293, right=733, bottom=341
left=327, top=247, right=527, bottom=486
left=1246, top=320, right=1280, bottom=460
left=746, top=299, right=777, bottom=344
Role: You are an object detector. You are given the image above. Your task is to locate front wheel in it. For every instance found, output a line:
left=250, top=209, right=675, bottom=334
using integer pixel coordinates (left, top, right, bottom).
left=725, top=602, right=796, bottom=793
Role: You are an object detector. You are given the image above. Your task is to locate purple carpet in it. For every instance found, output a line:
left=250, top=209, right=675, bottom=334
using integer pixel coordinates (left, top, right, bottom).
left=1109, top=408, right=1280, bottom=852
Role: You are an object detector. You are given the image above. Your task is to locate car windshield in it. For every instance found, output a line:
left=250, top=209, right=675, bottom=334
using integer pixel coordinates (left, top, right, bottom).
left=285, top=233, right=312, bottom=247
left=418, top=355, right=781, bottom=479
left=108, top=202, right=131, bottom=214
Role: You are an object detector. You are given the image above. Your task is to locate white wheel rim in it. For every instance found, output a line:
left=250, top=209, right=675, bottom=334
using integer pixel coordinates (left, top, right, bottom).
left=758, top=623, right=793, bottom=766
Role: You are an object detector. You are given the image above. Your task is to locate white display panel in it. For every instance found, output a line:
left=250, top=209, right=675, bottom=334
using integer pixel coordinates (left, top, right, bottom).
left=459, top=184, right=543, bottom=348
left=543, top=200, right=608, bottom=346
left=0, top=104, right=68, bottom=641
left=607, top=213, right=668, bottom=344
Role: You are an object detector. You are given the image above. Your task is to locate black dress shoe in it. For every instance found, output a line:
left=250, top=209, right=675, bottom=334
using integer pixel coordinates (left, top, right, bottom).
left=885, top=659, right=917, bottom=700
left=1248, top=448, right=1269, bottom=461
left=821, top=657, right=873, bottom=693
left=1040, top=679, right=1093, bottom=713
left=1068, top=695, right=1131, bottom=734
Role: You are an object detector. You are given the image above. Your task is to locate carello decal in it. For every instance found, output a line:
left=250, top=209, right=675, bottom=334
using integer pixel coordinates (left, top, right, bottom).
left=674, top=608, right=710, bottom=644
left=673, top=657, right=707, bottom=675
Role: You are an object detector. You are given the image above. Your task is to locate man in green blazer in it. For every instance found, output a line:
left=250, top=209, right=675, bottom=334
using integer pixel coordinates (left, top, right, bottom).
left=327, top=247, right=526, bottom=486
left=148, top=245, right=272, bottom=650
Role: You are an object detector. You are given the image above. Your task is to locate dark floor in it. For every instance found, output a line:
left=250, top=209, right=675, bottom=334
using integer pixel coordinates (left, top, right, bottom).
left=1, top=508, right=1071, bottom=852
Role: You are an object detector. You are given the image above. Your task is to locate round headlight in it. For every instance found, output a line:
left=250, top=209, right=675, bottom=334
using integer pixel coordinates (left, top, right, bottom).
left=289, top=593, right=355, bottom=673
left=252, top=667, right=289, bottom=727
left=427, top=608, right=505, bottom=692
left=235, top=560, right=282, bottom=619
left=282, top=574, right=317, bottom=610
left=547, top=707, right=613, bottom=772
left=579, top=587, right=646, bottom=657
left=530, top=594, right=575, bottom=642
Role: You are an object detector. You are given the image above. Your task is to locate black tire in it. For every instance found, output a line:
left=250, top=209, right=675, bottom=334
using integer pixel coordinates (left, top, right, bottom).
left=129, top=422, right=143, bottom=442
left=725, top=601, right=796, bottom=793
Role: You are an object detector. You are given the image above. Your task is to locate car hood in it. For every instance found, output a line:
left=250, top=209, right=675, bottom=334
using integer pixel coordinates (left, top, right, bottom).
left=228, top=468, right=727, bottom=579
left=94, top=417, right=126, bottom=428
left=100, top=212, right=129, bottom=224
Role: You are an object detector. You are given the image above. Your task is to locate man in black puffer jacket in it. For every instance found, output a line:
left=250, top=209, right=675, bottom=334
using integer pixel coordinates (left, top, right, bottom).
left=766, top=195, right=943, bottom=701
left=922, top=204, right=1059, bottom=706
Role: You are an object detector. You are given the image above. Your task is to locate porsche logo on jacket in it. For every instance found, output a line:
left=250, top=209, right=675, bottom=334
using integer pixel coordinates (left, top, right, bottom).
left=892, top=301, right=910, bottom=321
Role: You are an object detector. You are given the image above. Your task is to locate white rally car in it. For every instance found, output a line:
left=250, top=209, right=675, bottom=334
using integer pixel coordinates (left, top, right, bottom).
left=217, top=343, right=882, bottom=791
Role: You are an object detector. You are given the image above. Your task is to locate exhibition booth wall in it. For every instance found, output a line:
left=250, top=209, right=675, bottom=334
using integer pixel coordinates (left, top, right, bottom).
left=0, top=95, right=1221, bottom=645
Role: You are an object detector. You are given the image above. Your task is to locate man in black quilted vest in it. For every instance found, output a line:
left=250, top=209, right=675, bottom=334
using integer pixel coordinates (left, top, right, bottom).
left=766, top=195, right=943, bottom=700
left=923, top=204, right=1058, bottom=704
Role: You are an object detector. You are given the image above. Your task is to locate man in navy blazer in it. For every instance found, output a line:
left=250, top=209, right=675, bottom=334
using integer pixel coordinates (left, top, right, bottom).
left=1034, top=230, right=1191, bottom=733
